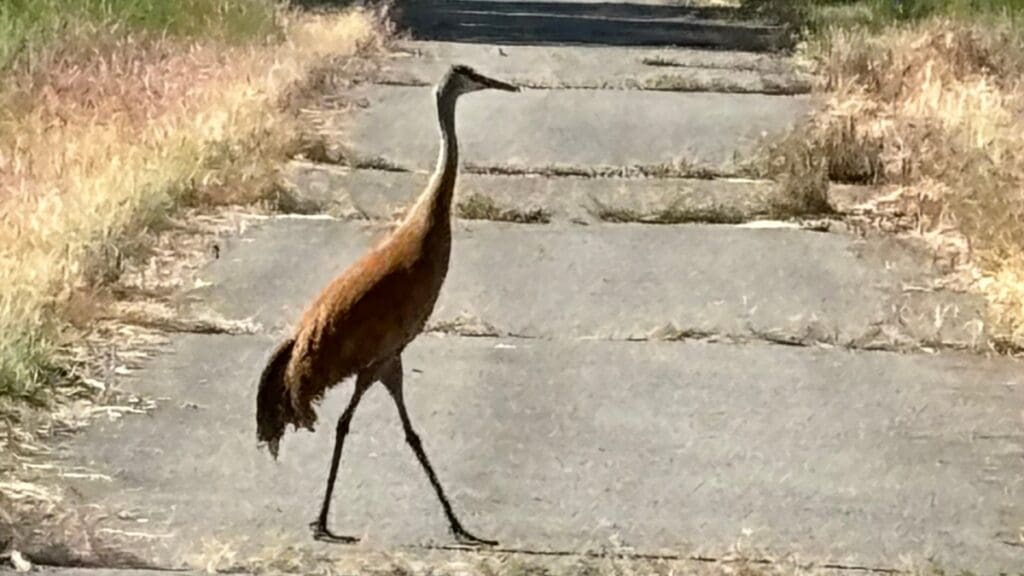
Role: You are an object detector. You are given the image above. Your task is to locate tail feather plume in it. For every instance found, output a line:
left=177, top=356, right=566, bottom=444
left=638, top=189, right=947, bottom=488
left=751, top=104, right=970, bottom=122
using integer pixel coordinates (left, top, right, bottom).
left=256, top=337, right=297, bottom=459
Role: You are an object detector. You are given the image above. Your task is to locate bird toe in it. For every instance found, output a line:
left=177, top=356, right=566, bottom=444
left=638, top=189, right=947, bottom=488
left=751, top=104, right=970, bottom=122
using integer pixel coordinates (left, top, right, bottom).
left=310, top=521, right=360, bottom=544
left=453, top=528, right=498, bottom=548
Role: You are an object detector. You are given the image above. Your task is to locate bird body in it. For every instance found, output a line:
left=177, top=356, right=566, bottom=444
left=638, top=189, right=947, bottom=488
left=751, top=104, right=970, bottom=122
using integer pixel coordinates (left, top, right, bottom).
left=256, top=64, right=517, bottom=546
left=282, top=200, right=451, bottom=432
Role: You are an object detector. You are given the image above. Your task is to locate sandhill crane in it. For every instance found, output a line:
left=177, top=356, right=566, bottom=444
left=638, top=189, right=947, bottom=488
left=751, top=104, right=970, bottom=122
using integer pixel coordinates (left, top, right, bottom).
left=256, top=65, right=518, bottom=546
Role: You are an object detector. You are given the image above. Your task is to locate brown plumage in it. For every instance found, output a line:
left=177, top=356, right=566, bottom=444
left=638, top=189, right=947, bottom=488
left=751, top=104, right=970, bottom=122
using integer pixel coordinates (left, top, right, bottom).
left=256, top=64, right=518, bottom=546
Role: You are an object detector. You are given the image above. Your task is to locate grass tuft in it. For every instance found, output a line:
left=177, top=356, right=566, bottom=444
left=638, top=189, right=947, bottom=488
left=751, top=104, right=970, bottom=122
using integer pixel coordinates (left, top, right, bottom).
left=592, top=200, right=752, bottom=225
left=457, top=193, right=553, bottom=224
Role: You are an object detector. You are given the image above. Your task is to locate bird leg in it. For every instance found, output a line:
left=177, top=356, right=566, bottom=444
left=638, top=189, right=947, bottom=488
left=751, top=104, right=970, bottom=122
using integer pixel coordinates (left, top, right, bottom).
left=311, top=373, right=372, bottom=544
left=380, top=356, right=498, bottom=547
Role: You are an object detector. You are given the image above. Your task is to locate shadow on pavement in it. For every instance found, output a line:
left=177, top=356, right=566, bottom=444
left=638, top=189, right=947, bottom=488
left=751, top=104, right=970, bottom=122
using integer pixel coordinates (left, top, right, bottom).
left=390, top=0, right=785, bottom=51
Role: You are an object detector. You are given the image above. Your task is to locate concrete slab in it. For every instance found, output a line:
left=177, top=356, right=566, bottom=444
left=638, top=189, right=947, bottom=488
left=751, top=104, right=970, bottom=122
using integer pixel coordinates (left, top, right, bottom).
left=281, top=162, right=788, bottom=223
left=193, top=218, right=986, bottom=350
left=392, top=0, right=787, bottom=52
left=378, top=41, right=813, bottom=94
left=331, top=86, right=811, bottom=173
left=53, top=334, right=1024, bottom=572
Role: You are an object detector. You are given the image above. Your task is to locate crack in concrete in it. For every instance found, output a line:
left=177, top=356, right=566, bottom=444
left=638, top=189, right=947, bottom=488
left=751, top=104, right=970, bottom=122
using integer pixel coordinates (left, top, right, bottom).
left=347, top=155, right=410, bottom=173
left=643, top=74, right=812, bottom=96
left=641, top=328, right=980, bottom=354
left=408, top=542, right=904, bottom=575
left=116, top=314, right=262, bottom=336
left=638, top=56, right=791, bottom=73
left=333, top=154, right=759, bottom=180
left=105, top=301, right=263, bottom=337
left=373, top=76, right=813, bottom=96
left=425, top=320, right=984, bottom=355
left=656, top=326, right=985, bottom=354
left=318, top=151, right=767, bottom=182
left=588, top=197, right=771, bottom=225
left=164, top=319, right=977, bottom=357
left=462, top=161, right=748, bottom=180
left=426, top=315, right=539, bottom=339
left=457, top=193, right=553, bottom=224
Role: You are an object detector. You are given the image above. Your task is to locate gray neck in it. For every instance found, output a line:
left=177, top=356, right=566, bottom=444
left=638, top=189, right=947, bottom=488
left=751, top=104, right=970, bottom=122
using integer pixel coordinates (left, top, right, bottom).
left=427, top=92, right=459, bottom=225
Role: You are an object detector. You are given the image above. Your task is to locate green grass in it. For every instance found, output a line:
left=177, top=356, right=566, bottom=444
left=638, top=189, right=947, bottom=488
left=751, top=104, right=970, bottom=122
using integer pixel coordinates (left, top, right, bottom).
left=0, top=327, right=61, bottom=407
left=0, top=0, right=281, bottom=71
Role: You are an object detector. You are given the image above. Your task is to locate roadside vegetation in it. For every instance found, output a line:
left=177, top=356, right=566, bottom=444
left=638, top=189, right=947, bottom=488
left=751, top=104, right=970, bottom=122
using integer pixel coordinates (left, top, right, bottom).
left=0, top=0, right=384, bottom=488
left=748, top=0, right=1024, bottom=349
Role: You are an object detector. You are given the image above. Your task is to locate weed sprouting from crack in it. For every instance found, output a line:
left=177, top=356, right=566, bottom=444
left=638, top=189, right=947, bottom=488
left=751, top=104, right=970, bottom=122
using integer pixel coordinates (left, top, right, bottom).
left=589, top=198, right=753, bottom=225
left=463, top=162, right=730, bottom=181
left=457, top=193, right=552, bottom=224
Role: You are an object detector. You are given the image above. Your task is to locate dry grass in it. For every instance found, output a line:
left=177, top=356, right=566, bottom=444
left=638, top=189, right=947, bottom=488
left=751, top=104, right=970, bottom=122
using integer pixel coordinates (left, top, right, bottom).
left=765, top=17, right=1024, bottom=348
left=457, top=193, right=552, bottom=224
left=0, top=3, right=385, bottom=505
left=591, top=200, right=752, bottom=224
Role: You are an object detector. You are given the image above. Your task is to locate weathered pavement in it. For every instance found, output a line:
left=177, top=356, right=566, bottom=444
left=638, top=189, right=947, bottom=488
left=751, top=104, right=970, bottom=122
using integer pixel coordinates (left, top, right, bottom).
left=26, top=1, right=1024, bottom=574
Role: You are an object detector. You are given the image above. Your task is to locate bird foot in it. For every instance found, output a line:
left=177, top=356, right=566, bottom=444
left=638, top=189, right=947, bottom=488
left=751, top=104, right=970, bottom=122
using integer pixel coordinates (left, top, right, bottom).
left=452, top=527, right=498, bottom=547
left=310, top=521, right=360, bottom=544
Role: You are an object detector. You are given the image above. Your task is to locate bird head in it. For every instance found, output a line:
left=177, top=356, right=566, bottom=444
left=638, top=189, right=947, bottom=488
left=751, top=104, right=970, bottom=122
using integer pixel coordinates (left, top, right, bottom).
left=436, top=64, right=519, bottom=101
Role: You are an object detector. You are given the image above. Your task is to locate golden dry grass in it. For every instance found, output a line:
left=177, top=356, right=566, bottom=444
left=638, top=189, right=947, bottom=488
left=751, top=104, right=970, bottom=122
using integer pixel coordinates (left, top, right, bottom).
left=771, top=18, right=1024, bottom=348
left=0, top=5, right=385, bottom=493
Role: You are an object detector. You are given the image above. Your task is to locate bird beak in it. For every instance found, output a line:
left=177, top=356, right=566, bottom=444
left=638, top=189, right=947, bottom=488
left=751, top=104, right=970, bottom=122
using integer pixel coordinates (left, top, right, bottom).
left=478, top=74, right=519, bottom=92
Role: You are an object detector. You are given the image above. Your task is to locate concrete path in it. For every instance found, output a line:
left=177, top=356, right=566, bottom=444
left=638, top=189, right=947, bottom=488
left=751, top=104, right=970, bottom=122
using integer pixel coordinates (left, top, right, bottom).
left=336, top=85, right=809, bottom=173
left=26, top=1, right=1024, bottom=574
